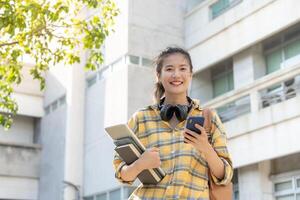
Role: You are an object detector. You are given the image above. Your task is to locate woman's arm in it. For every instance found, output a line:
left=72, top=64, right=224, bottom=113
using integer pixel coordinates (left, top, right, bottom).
left=183, top=111, right=233, bottom=184
left=119, top=147, right=161, bottom=182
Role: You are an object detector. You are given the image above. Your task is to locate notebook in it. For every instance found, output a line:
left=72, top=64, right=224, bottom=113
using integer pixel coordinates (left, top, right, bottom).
left=105, top=124, right=165, bottom=184
left=114, top=144, right=162, bottom=184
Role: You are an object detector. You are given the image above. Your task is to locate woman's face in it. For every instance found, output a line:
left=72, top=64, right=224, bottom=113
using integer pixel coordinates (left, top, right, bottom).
left=158, top=53, right=192, bottom=97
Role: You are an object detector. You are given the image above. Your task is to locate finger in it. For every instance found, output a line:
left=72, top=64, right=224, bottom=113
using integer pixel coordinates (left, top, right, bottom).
left=183, top=132, right=197, bottom=143
left=150, top=147, right=159, bottom=152
left=184, top=128, right=200, bottom=139
left=151, top=147, right=159, bottom=152
left=184, top=137, right=193, bottom=144
left=195, top=124, right=207, bottom=135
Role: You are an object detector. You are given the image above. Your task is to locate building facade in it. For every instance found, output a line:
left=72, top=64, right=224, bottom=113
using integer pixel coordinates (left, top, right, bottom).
left=1, top=0, right=300, bottom=200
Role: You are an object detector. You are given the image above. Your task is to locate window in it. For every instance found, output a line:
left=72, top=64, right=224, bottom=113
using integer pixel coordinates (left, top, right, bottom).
left=96, top=193, right=106, bottom=200
left=264, top=25, right=300, bottom=75
left=273, top=174, right=300, bottom=200
left=126, top=55, right=140, bottom=65
left=124, top=186, right=136, bottom=198
left=186, top=0, right=205, bottom=12
left=109, top=188, right=121, bottom=200
left=51, top=101, right=58, bottom=111
left=211, top=60, right=234, bottom=97
left=44, top=106, right=50, bottom=115
left=232, top=169, right=239, bottom=200
left=87, top=74, right=97, bottom=88
left=210, top=0, right=242, bottom=19
left=216, top=95, right=250, bottom=122
left=142, top=57, right=153, bottom=67
left=59, top=95, right=66, bottom=106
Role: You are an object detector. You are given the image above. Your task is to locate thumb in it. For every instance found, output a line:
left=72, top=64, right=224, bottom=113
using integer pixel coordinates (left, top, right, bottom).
left=150, top=147, right=159, bottom=152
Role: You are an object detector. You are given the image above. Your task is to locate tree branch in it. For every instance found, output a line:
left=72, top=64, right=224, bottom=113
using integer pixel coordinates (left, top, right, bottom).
left=0, top=41, right=19, bottom=47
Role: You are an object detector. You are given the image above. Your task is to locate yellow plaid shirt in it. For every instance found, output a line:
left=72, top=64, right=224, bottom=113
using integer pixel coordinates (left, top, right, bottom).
left=113, top=99, right=233, bottom=200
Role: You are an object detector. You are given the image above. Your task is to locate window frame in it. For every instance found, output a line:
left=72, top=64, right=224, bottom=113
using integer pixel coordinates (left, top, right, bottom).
left=271, top=171, right=300, bottom=200
left=264, top=32, right=300, bottom=75
left=209, top=0, right=242, bottom=20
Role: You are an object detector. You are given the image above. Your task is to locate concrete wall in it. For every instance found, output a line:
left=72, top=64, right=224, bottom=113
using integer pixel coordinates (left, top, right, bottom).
left=0, top=176, right=39, bottom=199
left=83, top=64, right=128, bottom=196
left=0, top=116, right=34, bottom=144
left=186, top=0, right=300, bottom=71
left=38, top=104, right=67, bottom=200
left=128, top=0, right=185, bottom=59
left=105, top=0, right=129, bottom=64
left=227, top=95, right=300, bottom=168
left=190, top=69, right=213, bottom=104
left=238, top=161, right=272, bottom=200
left=127, top=65, right=155, bottom=117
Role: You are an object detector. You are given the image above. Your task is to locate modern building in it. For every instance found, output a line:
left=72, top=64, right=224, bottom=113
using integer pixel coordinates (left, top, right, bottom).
left=1, top=0, right=300, bottom=200
left=84, top=0, right=300, bottom=200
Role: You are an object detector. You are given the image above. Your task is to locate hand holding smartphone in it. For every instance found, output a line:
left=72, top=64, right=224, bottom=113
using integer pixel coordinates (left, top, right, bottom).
left=184, top=116, right=205, bottom=143
left=185, top=116, right=205, bottom=134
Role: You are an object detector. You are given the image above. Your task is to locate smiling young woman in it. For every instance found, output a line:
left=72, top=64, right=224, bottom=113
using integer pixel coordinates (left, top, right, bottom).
left=113, top=47, right=233, bottom=200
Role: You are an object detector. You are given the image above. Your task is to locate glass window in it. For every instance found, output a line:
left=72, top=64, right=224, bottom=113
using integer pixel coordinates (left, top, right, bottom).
left=96, top=193, right=106, bottom=200
left=109, top=189, right=121, bottom=200
left=276, top=195, right=294, bottom=200
left=284, top=39, right=300, bottom=60
left=126, top=55, right=139, bottom=65
left=297, top=178, right=300, bottom=188
left=213, top=75, right=229, bottom=97
left=212, top=70, right=234, bottom=97
left=59, top=95, right=66, bottom=106
left=296, top=193, right=300, bottom=200
left=45, top=106, right=50, bottom=115
left=51, top=101, right=58, bottom=111
left=87, top=74, right=97, bottom=87
left=266, top=49, right=282, bottom=74
left=275, top=180, right=293, bottom=192
left=142, top=58, right=153, bottom=67
left=124, top=187, right=136, bottom=198
left=210, top=0, right=241, bottom=19
left=84, top=197, right=94, bottom=200
left=211, top=0, right=230, bottom=19
left=186, top=0, right=205, bottom=12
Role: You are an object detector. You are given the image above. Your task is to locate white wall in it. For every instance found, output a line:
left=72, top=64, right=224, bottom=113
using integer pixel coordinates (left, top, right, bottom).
left=0, top=116, right=34, bottom=144
left=84, top=64, right=128, bottom=196
left=128, top=0, right=185, bottom=59
left=186, top=0, right=300, bottom=71
left=227, top=96, right=300, bottom=168
left=105, top=0, right=129, bottom=64
left=0, top=176, right=39, bottom=200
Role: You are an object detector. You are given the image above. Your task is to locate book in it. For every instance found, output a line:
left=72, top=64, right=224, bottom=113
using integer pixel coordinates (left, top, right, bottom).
left=114, top=137, right=164, bottom=179
left=114, top=137, right=143, bottom=154
left=114, top=144, right=162, bottom=185
left=105, top=124, right=165, bottom=184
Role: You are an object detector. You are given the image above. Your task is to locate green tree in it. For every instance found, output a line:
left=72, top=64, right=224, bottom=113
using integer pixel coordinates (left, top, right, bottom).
left=0, top=0, right=119, bottom=129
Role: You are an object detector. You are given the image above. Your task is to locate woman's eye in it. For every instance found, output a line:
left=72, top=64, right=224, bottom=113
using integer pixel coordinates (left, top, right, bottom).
left=181, top=68, right=187, bottom=71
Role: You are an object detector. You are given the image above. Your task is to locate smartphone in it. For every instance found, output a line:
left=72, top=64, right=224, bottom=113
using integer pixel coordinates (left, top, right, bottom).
left=185, top=116, right=205, bottom=134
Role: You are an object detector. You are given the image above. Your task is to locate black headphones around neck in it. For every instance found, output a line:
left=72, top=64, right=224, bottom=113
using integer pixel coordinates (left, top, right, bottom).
left=158, top=97, right=193, bottom=122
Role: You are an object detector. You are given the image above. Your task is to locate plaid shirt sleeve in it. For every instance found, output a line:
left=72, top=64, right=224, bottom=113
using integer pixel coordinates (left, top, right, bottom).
left=112, top=112, right=139, bottom=185
left=209, top=110, right=233, bottom=185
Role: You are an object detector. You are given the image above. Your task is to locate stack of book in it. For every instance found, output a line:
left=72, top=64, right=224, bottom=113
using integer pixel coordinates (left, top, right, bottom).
left=105, top=124, right=165, bottom=185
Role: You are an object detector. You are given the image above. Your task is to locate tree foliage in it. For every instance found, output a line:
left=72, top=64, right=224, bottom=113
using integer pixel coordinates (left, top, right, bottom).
left=0, top=0, right=119, bottom=129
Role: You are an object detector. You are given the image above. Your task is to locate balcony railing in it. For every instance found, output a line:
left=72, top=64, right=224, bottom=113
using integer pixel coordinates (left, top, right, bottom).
left=260, top=76, right=300, bottom=108
left=203, top=63, right=300, bottom=123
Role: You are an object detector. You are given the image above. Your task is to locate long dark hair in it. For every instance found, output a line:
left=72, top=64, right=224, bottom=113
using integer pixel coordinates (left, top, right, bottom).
left=153, top=47, right=193, bottom=104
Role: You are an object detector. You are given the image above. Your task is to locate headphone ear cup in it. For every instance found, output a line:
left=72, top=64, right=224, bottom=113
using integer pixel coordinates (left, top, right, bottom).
left=174, top=105, right=188, bottom=122
left=160, top=104, right=174, bottom=121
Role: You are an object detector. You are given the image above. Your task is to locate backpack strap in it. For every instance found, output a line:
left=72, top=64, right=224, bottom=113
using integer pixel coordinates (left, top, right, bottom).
left=202, top=108, right=213, bottom=134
